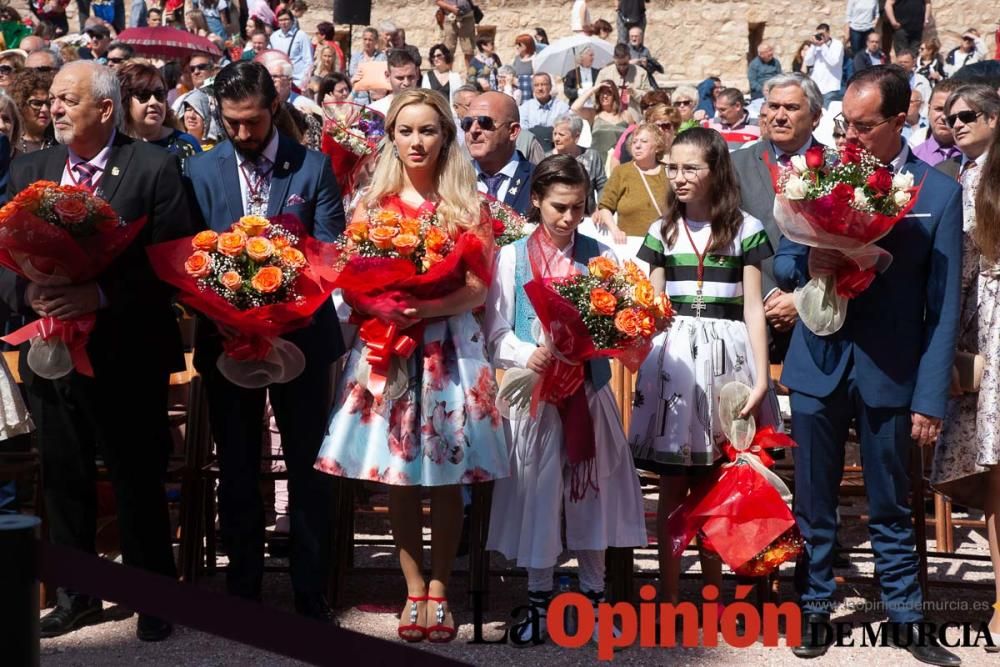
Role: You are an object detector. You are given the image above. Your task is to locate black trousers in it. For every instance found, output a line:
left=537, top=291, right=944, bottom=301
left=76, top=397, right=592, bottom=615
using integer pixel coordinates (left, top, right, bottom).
left=28, top=366, right=177, bottom=587
left=203, top=359, right=334, bottom=599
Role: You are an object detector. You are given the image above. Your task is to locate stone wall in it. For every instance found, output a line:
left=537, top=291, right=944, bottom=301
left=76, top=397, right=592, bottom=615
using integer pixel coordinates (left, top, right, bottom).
left=327, top=0, right=998, bottom=90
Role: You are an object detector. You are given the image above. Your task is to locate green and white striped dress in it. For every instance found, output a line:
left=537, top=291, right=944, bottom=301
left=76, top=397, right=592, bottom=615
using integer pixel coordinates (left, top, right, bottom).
left=628, top=213, right=784, bottom=471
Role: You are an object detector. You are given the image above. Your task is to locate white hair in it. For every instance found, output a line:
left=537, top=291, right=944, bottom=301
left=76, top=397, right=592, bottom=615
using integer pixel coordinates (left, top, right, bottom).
left=554, top=113, right=582, bottom=137
left=763, top=72, right=824, bottom=116
left=62, top=60, right=123, bottom=129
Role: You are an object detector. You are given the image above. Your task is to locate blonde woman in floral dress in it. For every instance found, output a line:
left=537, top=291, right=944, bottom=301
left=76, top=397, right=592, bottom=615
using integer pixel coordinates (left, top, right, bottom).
left=314, top=89, right=508, bottom=644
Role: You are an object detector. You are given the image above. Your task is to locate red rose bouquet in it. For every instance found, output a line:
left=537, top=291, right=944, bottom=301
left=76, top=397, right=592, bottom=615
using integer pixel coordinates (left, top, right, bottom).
left=665, top=382, right=802, bottom=577
left=498, top=230, right=673, bottom=500
left=147, top=214, right=340, bottom=388
left=770, top=143, right=920, bottom=335
left=0, top=181, right=146, bottom=379
left=483, top=196, right=534, bottom=248
left=333, top=199, right=493, bottom=399
left=320, top=102, right=385, bottom=197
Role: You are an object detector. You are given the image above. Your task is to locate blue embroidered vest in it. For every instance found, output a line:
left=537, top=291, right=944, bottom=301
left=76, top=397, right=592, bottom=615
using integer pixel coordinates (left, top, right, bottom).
left=512, top=234, right=612, bottom=390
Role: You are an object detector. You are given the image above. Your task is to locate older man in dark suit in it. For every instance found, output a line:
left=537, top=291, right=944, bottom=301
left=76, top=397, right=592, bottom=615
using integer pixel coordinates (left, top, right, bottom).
left=731, top=72, right=823, bottom=362
left=466, top=91, right=534, bottom=215
left=1, top=60, right=192, bottom=641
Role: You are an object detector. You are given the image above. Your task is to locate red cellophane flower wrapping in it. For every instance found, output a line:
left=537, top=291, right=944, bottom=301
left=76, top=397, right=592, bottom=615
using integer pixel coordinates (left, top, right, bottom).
left=768, top=144, right=921, bottom=335
left=665, top=423, right=803, bottom=577
left=333, top=197, right=493, bottom=399
left=320, top=102, right=385, bottom=197
left=146, top=214, right=340, bottom=387
left=0, top=181, right=146, bottom=378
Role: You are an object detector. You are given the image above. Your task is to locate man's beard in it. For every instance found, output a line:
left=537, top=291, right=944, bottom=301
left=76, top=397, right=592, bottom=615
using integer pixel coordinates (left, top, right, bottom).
left=53, top=126, right=72, bottom=145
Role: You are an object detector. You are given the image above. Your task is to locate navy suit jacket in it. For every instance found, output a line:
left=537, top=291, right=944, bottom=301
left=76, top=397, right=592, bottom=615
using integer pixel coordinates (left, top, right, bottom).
left=475, top=152, right=534, bottom=216
left=774, top=146, right=962, bottom=420
left=184, top=132, right=347, bottom=371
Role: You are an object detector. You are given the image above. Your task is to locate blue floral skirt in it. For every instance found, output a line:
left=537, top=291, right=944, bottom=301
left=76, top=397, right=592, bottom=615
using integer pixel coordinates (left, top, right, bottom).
left=315, top=312, right=510, bottom=486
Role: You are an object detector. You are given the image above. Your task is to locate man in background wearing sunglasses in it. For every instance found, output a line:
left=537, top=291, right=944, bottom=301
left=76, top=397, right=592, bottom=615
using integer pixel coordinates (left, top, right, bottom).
left=24, top=48, right=63, bottom=74
left=942, top=83, right=999, bottom=226
left=105, top=42, right=135, bottom=70
left=465, top=90, right=533, bottom=215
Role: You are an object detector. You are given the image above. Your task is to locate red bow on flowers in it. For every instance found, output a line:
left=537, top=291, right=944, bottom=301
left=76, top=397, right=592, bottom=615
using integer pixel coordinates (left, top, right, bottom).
left=222, top=334, right=273, bottom=361
left=2, top=314, right=96, bottom=376
left=722, top=426, right=795, bottom=467
left=357, top=317, right=419, bottom=398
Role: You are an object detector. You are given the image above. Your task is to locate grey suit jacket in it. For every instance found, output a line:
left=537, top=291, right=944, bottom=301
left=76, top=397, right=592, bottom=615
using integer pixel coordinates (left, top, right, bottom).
left=731, top=138, right=823, bottom=295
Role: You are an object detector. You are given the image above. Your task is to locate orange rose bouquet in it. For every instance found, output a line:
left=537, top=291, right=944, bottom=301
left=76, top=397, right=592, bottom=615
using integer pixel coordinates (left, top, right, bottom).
left=147, top=214, right=340, bottom=388
left=332, top=199, right=493, bottom=399
left=0, top=181, right=146, bottom=379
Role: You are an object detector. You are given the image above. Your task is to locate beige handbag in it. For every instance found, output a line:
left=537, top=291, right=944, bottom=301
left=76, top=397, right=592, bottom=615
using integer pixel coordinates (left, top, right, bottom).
left=953, top=350, right=985, bottom=394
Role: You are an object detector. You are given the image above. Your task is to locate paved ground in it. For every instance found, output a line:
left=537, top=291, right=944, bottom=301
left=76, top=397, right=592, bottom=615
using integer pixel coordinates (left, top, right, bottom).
left=39, top=489, right=1000, bottom=667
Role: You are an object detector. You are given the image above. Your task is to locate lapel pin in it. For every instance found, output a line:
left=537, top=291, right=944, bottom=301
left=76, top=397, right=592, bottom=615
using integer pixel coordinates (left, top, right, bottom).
left=111, top=167, right=120, bottom=176
left=509, top=187, right=518, bottom=196
left=283, top=161, right=289, bottom=170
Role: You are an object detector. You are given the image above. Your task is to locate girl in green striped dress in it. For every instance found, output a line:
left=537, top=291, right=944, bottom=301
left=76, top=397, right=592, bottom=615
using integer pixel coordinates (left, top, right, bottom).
left=628, top=128, right=783, bottom=605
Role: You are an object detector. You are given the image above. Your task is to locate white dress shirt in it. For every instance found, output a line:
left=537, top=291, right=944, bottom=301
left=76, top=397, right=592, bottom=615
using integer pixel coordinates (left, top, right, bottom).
left=518, top=96, right=570, bottom=130
left=804, top=39, right=845, bottom=94
left=474, top=153, right=522, bottom=203
left=236, top=129, right=280, bottom=216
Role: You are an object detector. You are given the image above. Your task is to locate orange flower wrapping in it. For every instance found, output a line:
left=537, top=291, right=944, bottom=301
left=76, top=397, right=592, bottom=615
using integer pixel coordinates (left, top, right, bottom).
left=391, top=233, right=419, bottom=256
left=280, top=246, right=307, bottom=269
left=588, top=256, right=618, bottom=280
left=52, top=197, right=89, bottom=225
left=633, top=280, right=655, bottom=308
left=246, top=236, right=274, bottom=262
left=184, top=250, right=212, bottom=278
left=192, top=229, right=219, bottom=251
left=399, top=218, right=421, bottom=236
left=654, top=293, right=674, bottom=319
left=345, top=221, right=369, bottom=243
left=236, top=215, right=270, bottom=236
left=250, top=265, right=283, bottom=293
left=614, top=307, right=642, bottom=337
left=589, top=288, right=618, bottom=316
left=636, top=308, right=656, bottom=337
left=369, top=225, right=399, bottom=250
left=623, top=260, right=646, bottom=284
left=424, top=227, right=449, bottom=253
left=217, top=230, right=247, bottom=257
left=220, top=270, right=242, bottom=291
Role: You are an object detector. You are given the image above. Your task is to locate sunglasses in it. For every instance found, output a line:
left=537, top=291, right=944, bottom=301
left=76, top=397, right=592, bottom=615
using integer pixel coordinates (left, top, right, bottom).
left=656, top=122, right=674, bottom=131
left=27, top=99, right=51, bottom=110
left=29, top=65, right=57, bottom=73
left=674, top=99, right=693, bottom=107
left=946, top=110, right=982, bottom=128
left=0, top=65, right=15, bottom=75
left=107, top=57, right=127, bottom=64
left=460, top=115, right=511, bottom=132
left=189, top=63, right=213, bottom=73
left=133, top=88, right=167, bottom=103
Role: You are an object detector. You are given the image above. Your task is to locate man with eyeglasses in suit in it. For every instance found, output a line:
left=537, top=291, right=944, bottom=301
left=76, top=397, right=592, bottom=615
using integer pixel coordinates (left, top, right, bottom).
left=465, top=91, right=534, bottom=215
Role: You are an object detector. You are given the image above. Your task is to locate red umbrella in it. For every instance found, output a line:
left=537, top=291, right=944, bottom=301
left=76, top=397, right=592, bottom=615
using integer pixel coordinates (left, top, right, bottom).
left=116, top=27, right=222, bottom=60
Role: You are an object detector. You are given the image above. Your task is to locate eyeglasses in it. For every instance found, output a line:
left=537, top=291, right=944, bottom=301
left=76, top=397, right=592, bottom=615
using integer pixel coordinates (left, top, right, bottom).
left=460, top=115, right=512, bottom=132
left=107, top=57, right=127, bottom=64
left=665, top=164, right=709, bottom=179
left=29, top=65, right=57, bottom=73
left=674, top=99, right=693, bottom=107
left=133, top=88, right=167, bottom=103
left=834, top=113, right=893, bottom=135
left=189, top=63, right=213, bottom=73
left=946, top=110, right=983, bottom=128
left=832, top=132, right=847, bottom=140
left=0, top=65, right=15, bottom=76
left=27, top=99, right=51, bottom=110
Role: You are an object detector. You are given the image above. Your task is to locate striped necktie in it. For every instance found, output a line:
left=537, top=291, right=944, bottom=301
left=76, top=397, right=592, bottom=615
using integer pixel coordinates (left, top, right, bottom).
left=74, top=161, right=100, bottom=192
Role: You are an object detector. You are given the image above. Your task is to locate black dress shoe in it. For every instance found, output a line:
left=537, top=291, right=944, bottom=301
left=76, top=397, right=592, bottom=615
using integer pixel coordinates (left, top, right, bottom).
left=888, top=622, right=962, bottom=666
left=294, top=592, right=336, bottom=624
left=792, top=612, right=832, bottom=659
left=136, top=615, right=173, bottom=642
left=39, top=597, right=104, bottom=638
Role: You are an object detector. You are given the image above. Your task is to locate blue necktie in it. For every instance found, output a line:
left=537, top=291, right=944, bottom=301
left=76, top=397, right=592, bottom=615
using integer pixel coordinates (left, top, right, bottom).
left=480, top=171, right=506, bottom=198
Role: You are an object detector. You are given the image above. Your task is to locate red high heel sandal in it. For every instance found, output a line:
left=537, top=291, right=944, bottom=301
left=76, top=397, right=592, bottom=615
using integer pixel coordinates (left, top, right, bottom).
left=397, top=595, right=427, bottom=642
left=425, top=596, right=457, bottom=643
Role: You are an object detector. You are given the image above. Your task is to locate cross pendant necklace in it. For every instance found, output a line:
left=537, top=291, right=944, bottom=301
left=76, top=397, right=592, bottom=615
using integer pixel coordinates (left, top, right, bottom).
left=681, top=219, right=709, bottom=318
